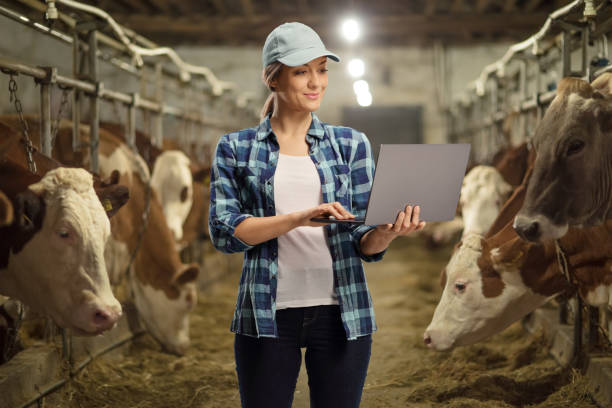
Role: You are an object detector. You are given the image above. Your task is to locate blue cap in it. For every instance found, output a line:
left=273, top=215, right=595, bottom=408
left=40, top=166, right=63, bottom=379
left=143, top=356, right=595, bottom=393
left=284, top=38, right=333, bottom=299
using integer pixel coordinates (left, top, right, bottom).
left=262, top=22, right=340, bottom=68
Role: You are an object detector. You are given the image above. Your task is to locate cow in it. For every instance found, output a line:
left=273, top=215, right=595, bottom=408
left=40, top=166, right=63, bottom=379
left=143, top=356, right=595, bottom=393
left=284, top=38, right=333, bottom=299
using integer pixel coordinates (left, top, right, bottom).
left=100, top=123, right=209, bottom=245
left=459, top=165, right=513, bottom=237
left=425, top=143, right=532, bottom=246
left=0, top=117, right=200, bottom=355
left=0, top=123, right=129, bottom=335
left=0, top=190, right=13, bottom=227
left=424, top=164, right=612, bottom=351
left=514, top=74, right=612, bottom=242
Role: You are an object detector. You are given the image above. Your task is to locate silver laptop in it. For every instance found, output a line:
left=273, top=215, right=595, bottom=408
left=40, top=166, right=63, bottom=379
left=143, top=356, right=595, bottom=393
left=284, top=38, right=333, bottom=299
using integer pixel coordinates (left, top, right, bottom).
left=311, top=144, right=471, bottom=225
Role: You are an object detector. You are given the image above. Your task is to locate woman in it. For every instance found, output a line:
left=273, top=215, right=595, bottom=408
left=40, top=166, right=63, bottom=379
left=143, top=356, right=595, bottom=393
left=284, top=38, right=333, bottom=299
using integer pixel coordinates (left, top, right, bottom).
left=209, top=22, right=425, bottom=408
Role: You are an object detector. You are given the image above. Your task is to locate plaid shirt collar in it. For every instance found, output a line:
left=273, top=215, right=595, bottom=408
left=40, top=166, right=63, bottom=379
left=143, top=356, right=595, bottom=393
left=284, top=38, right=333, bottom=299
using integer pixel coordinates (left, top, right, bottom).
left=256, top=112, right=326, bottom=141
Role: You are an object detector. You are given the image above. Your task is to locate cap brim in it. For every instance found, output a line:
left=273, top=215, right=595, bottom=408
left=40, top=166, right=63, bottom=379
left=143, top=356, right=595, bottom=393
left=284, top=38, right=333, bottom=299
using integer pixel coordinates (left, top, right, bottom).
left=277, top=48, right=340, bottom=67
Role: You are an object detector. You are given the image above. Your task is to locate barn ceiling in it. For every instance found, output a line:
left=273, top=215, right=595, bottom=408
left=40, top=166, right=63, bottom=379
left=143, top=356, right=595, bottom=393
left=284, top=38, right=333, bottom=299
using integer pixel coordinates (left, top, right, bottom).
left=55, top=0, right=577, bottom=46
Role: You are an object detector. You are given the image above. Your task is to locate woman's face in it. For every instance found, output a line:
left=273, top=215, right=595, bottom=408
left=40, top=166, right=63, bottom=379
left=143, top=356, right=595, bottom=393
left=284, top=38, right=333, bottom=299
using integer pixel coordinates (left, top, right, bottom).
left=272, top=56, right=328, bottom=113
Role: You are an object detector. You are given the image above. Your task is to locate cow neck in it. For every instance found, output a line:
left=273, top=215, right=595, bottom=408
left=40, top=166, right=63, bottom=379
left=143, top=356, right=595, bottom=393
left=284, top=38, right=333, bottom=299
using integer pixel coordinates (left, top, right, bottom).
left=557, top=220, right=612, bottom=297
left=485, top=163, right=534, bottom=238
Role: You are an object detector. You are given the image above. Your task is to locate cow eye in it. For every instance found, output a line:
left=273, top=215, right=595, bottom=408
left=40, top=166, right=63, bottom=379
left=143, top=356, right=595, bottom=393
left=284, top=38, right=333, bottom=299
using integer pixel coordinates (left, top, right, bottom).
left=58, top=229, right=70, bottom=239
left=566, top=140, right=585, bottom=156
left=455, top=282, right=466, bottom=292
left=180, top=186, right=189, bottom=202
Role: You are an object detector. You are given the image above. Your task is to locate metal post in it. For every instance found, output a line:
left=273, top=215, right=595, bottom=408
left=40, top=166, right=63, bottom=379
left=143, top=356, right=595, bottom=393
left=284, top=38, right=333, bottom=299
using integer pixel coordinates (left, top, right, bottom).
left=127, top=93, right=137, bottom=150
left=40, top=82, right=52, bottom=156
left=153, top=62, right=163, bottom=147
left=582, top=26, right=589, bottom=80
left=561, top=30, right=572, bottom=78
left=573, top=296, right=583, bottom=361
left=72, top=31, right=81, bottom=152
left=588, top=306, right=599, bottom=348
left=519, top=58, right=528, bottom=143
left=88, top=30, right=99, bottom=173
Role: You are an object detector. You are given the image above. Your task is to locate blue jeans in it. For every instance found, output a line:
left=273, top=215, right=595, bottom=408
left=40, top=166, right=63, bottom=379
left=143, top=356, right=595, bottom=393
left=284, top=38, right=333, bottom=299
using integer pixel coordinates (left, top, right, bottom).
left=234, top=305, right=372, bottom=408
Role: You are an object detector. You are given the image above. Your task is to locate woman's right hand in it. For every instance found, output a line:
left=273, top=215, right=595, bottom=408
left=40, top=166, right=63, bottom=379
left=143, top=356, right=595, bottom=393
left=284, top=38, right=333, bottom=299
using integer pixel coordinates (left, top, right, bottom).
left=292, top=202, right=355, bottom=227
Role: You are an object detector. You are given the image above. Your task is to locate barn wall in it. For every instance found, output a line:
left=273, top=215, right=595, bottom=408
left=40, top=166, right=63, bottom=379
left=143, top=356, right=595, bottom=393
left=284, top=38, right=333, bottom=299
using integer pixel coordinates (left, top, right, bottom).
left=175, top=43, right=515, bottom=144
left=0, top=14, right=544, bottom=145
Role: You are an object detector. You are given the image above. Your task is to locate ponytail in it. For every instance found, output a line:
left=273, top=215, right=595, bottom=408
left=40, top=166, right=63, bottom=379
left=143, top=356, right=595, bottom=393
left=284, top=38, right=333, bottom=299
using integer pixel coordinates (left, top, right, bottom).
left=260, top=62, right=283, bottom=121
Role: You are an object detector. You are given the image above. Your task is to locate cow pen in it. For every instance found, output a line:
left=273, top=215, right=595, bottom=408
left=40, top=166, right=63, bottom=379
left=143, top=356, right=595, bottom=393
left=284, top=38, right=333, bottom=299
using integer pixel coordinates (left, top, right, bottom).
left=447, top=1, right=612, bottom=406
left=0, top=0, right=611, bottom=407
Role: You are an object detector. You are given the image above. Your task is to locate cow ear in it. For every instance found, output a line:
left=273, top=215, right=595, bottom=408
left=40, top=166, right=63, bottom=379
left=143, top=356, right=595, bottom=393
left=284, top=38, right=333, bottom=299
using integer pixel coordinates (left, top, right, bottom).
left=191, top=166, right=211, bottom=184
left=100, top=170, right=120, bottom=187
left=97, top=184, right=130, bottom=218
left=13, top=190, right=45, bottom=235
left=490, top=237, right=529, bottom=266
left=591, top=72, right=612, bottom=95
left=0, top=191, right=14, bottom=227
left=172, top=264, right=199, bottom=286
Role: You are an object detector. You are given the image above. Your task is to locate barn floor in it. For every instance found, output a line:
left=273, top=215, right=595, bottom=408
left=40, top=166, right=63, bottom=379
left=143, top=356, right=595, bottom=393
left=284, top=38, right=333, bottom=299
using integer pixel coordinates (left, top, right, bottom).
left=45, top=237, right=598, bottom=407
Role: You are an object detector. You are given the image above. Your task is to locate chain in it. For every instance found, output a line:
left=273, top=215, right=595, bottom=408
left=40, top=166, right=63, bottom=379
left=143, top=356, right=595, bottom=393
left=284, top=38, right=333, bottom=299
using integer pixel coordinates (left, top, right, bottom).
left=8, top=74, right=37, bottom=173
left=50, top=86, right=71, bottom=149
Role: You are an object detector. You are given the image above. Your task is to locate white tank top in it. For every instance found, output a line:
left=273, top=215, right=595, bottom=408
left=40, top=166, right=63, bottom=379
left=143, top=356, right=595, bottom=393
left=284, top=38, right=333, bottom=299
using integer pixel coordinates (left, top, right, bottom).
left=274, top=153, right=338, bottom=309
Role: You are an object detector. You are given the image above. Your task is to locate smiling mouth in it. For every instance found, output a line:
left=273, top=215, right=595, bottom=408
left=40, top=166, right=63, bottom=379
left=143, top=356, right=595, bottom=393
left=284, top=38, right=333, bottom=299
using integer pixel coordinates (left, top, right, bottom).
left=305, top=93, right=319, bottom=99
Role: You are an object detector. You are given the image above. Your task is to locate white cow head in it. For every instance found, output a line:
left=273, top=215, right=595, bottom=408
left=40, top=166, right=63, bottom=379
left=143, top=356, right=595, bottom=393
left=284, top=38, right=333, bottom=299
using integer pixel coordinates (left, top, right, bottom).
left=1, top=168, right=122, bottom=335
left=150, top=151, right=194, bottom=242
left=460, top=166, right=513, bottom=236
left=424, top=233, right=550, bottom=351
left=130, top=264, right=198, bottom=355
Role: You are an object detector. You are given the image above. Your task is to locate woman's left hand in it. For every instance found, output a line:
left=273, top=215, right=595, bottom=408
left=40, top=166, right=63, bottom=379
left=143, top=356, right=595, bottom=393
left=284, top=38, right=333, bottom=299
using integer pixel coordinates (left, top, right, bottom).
left=376, top=204, right=426, bottom=237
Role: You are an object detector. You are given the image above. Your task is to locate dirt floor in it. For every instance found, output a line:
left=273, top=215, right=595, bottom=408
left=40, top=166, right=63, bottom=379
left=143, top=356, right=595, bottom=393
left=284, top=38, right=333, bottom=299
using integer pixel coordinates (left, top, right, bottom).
left=44, top=237, right=598, bottom=407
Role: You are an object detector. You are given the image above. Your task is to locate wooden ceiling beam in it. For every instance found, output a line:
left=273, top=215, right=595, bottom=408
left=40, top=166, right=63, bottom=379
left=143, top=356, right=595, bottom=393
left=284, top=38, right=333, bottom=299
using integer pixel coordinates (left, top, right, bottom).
left=476, top=0, right=492, bottom=13
left=240, top=0, right=255, bottom=16
left=451, top=0, right=465, bottom=13
left=503, top=0, right=517, bottom=13
left=144, top=0, right=172, bottom=14
left=525, top=0, right=545, bottom=12
left=210, top=0, right=228, bottom=15
left=424, top=0, right=437, bottom=16
left=114, top=13, right=551, bottom=45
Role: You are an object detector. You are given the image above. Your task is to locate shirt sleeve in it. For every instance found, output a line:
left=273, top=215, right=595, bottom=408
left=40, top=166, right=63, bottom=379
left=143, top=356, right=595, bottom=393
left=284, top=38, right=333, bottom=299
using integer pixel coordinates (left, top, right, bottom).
left=346, top=131, right=386, bottom=262
left=208, top=134, right=255, bottom=254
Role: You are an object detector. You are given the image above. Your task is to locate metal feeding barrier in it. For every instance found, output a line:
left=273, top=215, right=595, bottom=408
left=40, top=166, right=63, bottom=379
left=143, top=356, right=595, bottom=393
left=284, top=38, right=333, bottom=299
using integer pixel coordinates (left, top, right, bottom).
left=447, top=0, right=612, bottom=373
left=0, top=1, right=257, bottom=406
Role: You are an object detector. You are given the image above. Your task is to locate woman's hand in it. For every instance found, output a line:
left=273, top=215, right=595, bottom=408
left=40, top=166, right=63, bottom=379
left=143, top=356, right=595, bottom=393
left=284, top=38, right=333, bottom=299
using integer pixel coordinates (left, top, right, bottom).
left=376, top=204, right=426, bottom=237
left=360, top=205, right=426, bottom=256
left=292, top=201, right=354, bottom=227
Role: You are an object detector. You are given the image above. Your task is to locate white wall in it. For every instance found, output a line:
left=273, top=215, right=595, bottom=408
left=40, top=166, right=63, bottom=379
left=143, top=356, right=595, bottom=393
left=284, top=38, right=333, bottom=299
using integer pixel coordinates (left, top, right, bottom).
left=177, top=43, right=514, bottom=143
left=0, top=12, right=515, bottom=145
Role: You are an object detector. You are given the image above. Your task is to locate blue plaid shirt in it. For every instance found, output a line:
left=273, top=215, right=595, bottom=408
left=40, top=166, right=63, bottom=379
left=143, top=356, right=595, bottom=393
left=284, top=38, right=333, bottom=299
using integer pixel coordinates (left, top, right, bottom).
left=209, top=113, right=385, bottom=340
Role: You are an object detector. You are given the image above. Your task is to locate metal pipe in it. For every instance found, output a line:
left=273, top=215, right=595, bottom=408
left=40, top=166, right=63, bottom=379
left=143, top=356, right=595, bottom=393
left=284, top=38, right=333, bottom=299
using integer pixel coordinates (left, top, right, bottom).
left=88, top=30, right=99, bottom=174
left=0, top=57, right=232, bottom=128
left=40, top=82, right=52, bottom=155
left=72, top=31, right=81, bottom=152
left=153, top=63, right=163, bottom=148
left=469, top=0, right=584, bottom=96
left=127, top=95, right=136, bottom=150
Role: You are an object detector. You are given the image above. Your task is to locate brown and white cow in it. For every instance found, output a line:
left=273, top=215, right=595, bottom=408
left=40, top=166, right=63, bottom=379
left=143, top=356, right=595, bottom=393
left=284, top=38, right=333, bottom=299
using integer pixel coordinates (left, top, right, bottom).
left=514, top=74, right=612, bottom=242
left=424, top=165, right=612, bottom=350
left=100, top=123, right=208, bottom=245
left=7, top=118, right=201, bottom=355
left=0, top=190, right=13, bottom=227
left=459, top=165, right=513, bottom=237
left=0, top=123, right=129, bottom=335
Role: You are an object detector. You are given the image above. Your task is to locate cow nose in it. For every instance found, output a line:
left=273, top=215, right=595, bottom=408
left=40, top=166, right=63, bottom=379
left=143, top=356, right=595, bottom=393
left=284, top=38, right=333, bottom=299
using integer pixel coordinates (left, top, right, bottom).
left=423, top=332, right=432, bottom=347
left=92, top=307, right=120, bottom=331
left=513, top=216, right=540, bottom=242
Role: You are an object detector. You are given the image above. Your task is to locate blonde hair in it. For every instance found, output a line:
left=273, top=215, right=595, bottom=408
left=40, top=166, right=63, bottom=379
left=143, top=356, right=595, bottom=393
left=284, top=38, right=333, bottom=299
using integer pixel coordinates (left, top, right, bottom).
left=260, top=62, right=283, bottom=121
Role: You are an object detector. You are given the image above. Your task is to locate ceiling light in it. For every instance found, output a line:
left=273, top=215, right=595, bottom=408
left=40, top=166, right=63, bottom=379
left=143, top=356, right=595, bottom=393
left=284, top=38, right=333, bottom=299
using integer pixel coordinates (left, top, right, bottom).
left=341, top=19, right=360, bottom=42
left=353, top=79, right=369, bottom=95
left=357, top=91, right=372, bottom=107
left=348, top=58, right=365, bottom=78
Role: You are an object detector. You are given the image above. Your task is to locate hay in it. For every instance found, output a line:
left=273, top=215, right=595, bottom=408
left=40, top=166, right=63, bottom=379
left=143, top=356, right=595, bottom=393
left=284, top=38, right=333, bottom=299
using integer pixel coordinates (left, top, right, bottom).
left=41, top=236, right=597, bottom=407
